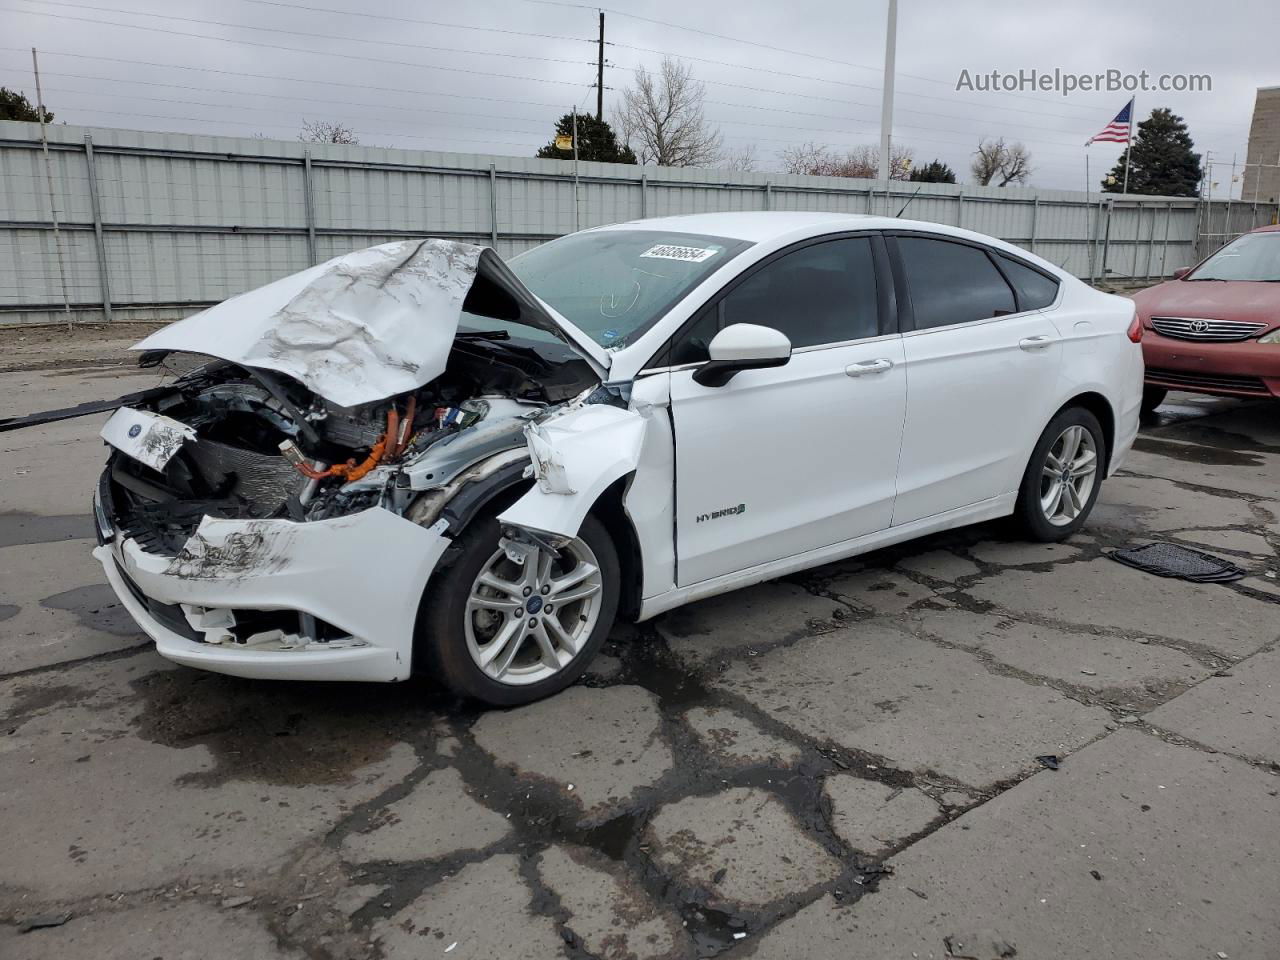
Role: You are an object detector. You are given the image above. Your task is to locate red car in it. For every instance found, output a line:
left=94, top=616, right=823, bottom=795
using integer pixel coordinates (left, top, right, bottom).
left=1132, top=223, right=1280, bottom=413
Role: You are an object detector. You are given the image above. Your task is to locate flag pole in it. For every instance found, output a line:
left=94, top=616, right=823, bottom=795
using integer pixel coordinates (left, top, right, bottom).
left=1121, top=97, right=1135, bottom=195
left=1085, top=148, right=1091, bottom=195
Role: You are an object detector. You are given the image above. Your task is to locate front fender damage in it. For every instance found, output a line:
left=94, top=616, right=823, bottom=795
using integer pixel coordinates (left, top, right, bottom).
left=497, top=403, right=646, bottom=541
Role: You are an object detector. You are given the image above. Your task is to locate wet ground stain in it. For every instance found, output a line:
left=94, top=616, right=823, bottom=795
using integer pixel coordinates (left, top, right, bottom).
left=41, top=583, right=141, bottom=637
left=1132, top=436, right=1263, bottom=467
left=128, top=669, right=455, bottom=788
left=6, top=682, right=91, bottom=720
left=0, top=511, right=94, bottom=548
left=0, top=603, right=17, bottom=622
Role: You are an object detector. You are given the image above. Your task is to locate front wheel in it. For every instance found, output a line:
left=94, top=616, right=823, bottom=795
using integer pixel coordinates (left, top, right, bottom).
left=1013, top=407, right=1106, bottom=542
left=417, top=514, right=619, bottom=706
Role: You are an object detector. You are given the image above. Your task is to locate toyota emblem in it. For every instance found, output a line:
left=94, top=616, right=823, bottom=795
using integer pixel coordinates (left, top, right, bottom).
left=1190, top=319, right=1210, bottom=333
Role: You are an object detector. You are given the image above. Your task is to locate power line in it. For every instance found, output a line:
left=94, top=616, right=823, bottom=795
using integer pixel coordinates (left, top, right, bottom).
left=3, top=4, right=594, bottom=88
left=13, top=0, right=595, bottom=67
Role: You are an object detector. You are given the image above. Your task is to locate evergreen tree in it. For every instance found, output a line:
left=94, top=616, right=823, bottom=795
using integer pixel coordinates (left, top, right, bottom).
left=0, top=87, right=52, bottom=122
left=908, top=159, right=957, bottom=183
left=537, top=113, right=636, bottom=164
left=1102, top=107, right=1201, bottom=197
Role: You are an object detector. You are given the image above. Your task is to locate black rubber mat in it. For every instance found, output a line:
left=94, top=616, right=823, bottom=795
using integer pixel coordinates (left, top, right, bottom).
left=1108, top=542, right=1247, bottom=583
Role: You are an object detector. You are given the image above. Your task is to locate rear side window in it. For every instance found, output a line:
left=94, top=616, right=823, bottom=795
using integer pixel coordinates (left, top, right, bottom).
left=998, top=254, right=1059, bottom=310
left=897, top=237, right=1015, bottom=330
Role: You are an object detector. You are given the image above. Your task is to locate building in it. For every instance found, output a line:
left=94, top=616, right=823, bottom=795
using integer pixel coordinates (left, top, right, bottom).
left=1242, top=86, right=1280, bottom=203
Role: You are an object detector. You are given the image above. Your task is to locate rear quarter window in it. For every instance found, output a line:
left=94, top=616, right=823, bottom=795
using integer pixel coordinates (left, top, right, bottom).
left=998, top=254, right=1060, bottom=310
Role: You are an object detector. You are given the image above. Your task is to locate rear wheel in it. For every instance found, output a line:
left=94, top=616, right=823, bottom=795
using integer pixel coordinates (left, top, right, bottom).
left=418, top=514, right=619, bottom=706
left=1013, top=407, right=1106, bottom=542
left=1141, top=385, right=1168, bottom=416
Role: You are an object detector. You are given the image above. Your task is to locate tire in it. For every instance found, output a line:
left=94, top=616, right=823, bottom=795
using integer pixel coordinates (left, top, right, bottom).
left=1013, top=406, right=1107, bottom=542
left=1140, top=385, right=1167, bottom=416
left=416, top=513, right=619, bottom=706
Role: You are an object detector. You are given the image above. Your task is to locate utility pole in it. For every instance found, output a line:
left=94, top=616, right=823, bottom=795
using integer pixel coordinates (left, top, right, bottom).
left=877, top=0, right=897, bottom=183
left=596, top=12, right=605, bottom=122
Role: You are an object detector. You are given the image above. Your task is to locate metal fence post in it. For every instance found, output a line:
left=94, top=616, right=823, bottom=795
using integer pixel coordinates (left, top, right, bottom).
left=764, top=181, right=772, bottom=211
left=955, top=190, right=965, bottom=229
left=302, top=150, right=317, bottom=265
left=83, top=135, right=112, bottom=322
left=489, top=163, right=499, bottom=246
left=640, top=174, right=648, bottom=218
left=1143, top=202, right=1158, bottom=280
left=1099, top=200, right=1114, bottom=283
left=1159, top=202, right=1173, bottom=277
left=1029, top=196, right=1039, bottom=254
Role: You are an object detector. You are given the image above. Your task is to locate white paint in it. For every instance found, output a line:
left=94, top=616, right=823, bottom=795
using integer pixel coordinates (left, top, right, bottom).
left=670, top=336, right=907, bottom=586
left=706, top=323, right=791, bottom=362
left=132, top=239, right=609, bottom=405
left=100, top=407, right=196, bottom=472
left=94, top=508, right=449, bottom=681
left=499, top=404, right=646, bottom=539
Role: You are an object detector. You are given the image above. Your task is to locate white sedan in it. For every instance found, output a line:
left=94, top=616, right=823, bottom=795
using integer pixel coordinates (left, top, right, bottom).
left=86, top=212, right=1143, bottom=705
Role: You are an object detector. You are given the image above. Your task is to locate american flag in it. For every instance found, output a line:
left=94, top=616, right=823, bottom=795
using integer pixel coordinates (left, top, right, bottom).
left=1086, top=99, right=1134, bottom=145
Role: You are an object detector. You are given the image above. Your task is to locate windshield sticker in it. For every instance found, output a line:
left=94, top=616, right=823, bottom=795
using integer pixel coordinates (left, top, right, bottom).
left=640, top=244, right=719, bottom=263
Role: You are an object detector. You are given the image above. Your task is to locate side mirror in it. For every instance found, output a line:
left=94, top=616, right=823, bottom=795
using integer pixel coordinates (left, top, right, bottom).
left=693, top=323, right=792, bottom=387
left=1172, top=267, right=1191, bottom=280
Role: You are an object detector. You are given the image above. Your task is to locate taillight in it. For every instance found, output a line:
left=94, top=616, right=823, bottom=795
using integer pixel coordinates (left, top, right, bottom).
left=1127, top=314, right=1143, bottom=343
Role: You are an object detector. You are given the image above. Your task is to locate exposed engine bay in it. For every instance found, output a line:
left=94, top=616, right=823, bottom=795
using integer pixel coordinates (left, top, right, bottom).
left=103, top=337, right=600, bottom=558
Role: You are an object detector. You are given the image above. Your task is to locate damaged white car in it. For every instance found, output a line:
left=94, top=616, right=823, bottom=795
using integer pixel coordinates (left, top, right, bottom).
left=64, top=213, right=1141, bottom=705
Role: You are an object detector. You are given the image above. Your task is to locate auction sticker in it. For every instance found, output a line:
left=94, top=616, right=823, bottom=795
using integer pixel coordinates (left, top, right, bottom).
left=640, top=244, right=719, bottom=263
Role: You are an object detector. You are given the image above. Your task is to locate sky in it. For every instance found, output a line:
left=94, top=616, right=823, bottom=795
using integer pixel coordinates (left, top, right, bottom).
left=2, top=0, right=1277, bottom=196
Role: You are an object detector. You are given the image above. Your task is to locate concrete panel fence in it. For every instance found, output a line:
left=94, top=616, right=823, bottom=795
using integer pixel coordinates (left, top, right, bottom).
left=2, top=121, right=1276, bottom=325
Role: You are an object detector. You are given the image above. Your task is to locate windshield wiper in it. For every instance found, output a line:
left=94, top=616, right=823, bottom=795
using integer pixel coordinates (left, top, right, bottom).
left=456, top=330, right=511, bottom=340
left=1186, top=277, right=1226, bottom=281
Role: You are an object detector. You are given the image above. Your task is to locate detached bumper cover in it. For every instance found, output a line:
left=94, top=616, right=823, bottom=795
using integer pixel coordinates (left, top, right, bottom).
left=94, top=505, right=450, bottom=681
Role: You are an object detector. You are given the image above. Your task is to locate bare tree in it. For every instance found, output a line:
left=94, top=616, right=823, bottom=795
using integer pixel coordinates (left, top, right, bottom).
left=719, top=144, right=758, bottom=172
left=615, top=58, right=722, bottom=167
left=299, top=119, right=359, bottom=144
left=971, top=138, right=1032, bottom=186
left=780, top=142, right=913, bottom=179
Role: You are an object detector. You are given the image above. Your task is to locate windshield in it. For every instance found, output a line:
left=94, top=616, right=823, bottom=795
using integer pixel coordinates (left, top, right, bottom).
left=467, top=229, right=750, bottom=349
left=1188, top=231, right=1280, bottom=281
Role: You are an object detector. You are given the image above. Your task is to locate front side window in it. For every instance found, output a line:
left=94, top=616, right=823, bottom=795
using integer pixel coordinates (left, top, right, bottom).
left=1187, top=231, right=1280, bottom=282
left=668, top=237, right=880, bottom=364
left=898, top=236, right=1015, bottom=330
left=462, top=229, right=751, bottom=349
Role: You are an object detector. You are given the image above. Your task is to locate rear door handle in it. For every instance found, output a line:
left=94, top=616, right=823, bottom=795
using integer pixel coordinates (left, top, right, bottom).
left=1019, top=335, right=1054, bottom=351
left=845, top=358, right=894, bottom=377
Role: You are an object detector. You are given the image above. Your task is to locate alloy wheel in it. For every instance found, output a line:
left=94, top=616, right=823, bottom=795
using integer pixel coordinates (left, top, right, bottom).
left=464, top=537, right=604, bottom=685
left=1039, top=424, right=1098, bottom=527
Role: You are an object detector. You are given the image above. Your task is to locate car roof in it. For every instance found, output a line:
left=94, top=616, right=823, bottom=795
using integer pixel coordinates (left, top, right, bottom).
left=1249, top=223, right=1280, bottom=234
left=590, top=210, right=1016, bottom=246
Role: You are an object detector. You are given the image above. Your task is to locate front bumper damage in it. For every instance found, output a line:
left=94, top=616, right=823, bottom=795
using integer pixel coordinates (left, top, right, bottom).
left=95, top=499, right=449, bottom=682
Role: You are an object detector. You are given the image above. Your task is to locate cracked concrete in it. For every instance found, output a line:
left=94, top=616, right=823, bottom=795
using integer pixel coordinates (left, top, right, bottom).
left=3, top=351, right=1280, bottom=960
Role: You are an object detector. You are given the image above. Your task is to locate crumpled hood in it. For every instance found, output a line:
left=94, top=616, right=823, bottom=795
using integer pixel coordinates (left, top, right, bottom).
left=134, top=239, right=608, bottom=407
left=1132, top=279, right=1280, bottom=333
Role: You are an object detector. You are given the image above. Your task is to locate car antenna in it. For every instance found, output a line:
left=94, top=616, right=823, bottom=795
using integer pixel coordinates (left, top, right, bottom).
left=895, top=184, right=925, bottom=218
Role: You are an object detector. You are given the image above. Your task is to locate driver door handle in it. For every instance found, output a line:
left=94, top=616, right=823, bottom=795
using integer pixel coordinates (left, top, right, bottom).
left=846, top=358, right=894, bottom=377
left=1019, top=335, right=1054, bottom=351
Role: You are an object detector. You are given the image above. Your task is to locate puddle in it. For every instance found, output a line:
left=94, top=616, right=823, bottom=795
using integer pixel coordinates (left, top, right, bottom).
left=1131, top=437, right=1262, bottom=467
left=0, top=603, right=17, bottom=622
left=41, top=583, right=141, bottom=637
left=129, top=669, right=443, bottom=787
left=0, top=511, right=94, bottom=548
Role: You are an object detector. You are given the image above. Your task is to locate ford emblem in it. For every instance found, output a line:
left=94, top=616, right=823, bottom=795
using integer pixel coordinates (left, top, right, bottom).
left=127, top=423, right=142, bottom=438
